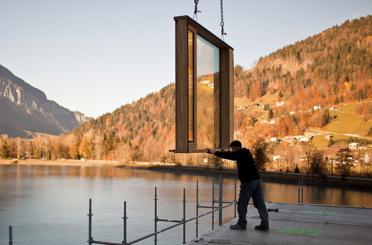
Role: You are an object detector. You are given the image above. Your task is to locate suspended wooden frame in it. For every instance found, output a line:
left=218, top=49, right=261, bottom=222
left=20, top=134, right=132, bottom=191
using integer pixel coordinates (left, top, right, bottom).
left=174, top=16, right=234, bottom=153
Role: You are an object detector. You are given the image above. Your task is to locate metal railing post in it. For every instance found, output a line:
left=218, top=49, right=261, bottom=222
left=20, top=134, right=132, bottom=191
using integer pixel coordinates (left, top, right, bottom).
left=154, top=187, right=158, bottom=245
left=234, top=178, right=237, bottom=218
left=211, top=178, right=215, bottom=230
left=88, top=198, right=93, bottom=245
left=9, top=225, right=13, bottom=245
left=301, top=178, right=304, bottom=204
left=298, top=178, right=304, bottom=204
left=182, top=188, right=186, bottom=244
left=218, top=176, right=223, bottom=226
left=196, top=180, right=199, bottom=238
left=298, top=179, right=300, bottom=203
left=122, top=201, right=127, bottom=245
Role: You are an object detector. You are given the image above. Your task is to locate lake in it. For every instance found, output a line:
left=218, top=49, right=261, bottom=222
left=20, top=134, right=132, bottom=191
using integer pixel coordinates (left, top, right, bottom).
left=1, top=165, right=372, bottom=245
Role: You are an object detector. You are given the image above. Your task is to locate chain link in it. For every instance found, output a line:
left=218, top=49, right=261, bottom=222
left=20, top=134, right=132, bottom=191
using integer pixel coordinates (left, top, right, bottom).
left=220, top=0, right=227, bottom=39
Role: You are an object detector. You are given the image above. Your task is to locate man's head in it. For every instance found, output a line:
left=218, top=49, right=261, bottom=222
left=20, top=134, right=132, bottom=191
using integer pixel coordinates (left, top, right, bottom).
left=229, top=140, right=242, bottom=152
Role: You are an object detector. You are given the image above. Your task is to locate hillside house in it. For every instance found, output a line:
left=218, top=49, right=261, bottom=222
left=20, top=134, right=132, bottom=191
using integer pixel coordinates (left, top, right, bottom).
left=364, top=154, right=370, bottom=164
left=272, top=155, right=281, bottom=161
left=296, top=135, right=312, bottom=142
left=275, top=101, right=285, bottom=107
left=237, top=105, right=248, bottom=111
left=282, top=136, right=296, bottom=143
left=325, top=134, right=334, bottom=141
left=270, top=137, right=281, bottom=144
left=313, top=105, right=323, bottom=110
left=260, top=119, right=275, bottom=125
left=349, top=142, right=360, bottom=150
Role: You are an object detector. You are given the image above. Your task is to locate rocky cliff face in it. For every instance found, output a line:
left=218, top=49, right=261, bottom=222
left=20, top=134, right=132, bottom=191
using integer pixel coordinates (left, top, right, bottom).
left=0, top=64, right=89, bottom=137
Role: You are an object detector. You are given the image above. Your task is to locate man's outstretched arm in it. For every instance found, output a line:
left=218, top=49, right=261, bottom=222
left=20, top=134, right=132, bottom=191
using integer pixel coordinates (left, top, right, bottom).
left=206, top=148, right=238, bottom=161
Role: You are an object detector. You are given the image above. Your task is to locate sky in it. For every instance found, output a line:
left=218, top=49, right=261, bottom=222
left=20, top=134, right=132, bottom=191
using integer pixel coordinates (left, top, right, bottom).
left=0, top=0, right=371, bottom=118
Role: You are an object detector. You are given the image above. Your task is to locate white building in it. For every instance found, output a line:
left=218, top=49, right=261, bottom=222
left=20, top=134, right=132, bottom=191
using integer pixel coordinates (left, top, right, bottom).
left=364, top=154, right=370, bottom=164
left=298, top=136, right=311, bottom=142
left=313, top=105, right=323, bottom=111
left=275, top=101, right=285, bottom=107
left=349, top=142, right=360, bottom=150
left=272, top=155, right=281, bottom=161
left=270, top=137, right=281, bottom=144
left=282, top=136, right=296, bottom=143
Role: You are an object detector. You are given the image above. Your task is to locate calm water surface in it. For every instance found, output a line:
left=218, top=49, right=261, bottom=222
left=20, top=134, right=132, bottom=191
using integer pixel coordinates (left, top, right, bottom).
left=0, top=165, right=372, bottom=245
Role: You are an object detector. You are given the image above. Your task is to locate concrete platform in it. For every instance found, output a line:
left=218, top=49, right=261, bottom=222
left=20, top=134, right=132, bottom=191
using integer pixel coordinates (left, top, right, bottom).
left=188, top=203, right=372, bottom=245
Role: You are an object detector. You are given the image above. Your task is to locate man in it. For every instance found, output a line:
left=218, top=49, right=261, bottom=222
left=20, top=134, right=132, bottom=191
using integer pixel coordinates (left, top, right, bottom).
left=206, top=140, right=269, bottom=231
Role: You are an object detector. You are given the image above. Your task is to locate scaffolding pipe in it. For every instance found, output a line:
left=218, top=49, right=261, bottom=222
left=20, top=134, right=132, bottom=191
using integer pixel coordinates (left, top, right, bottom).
left=88, top=180, right=237, bottom=245
left=154, top=187, right=158, bottom=245
left=212, top=178, right=215, bottom=230
left=122, top=201, right=127, bottom=245
left=234, top=179, right=237, bottom=218
left=301, top=178, right=304, bottom=203
left=88, top=198, right=93, bottom=245
left=196, top=180, right=199, bottom=238
left=218, top=176, right=223, bottom=226
left=9, top=225, right=13, bottom=245
left=182, top=188, right=186, bottom=244
left=126, top=202, right=235, bottom=245
left=90, top=202, right=235, bottom=245
left=298, top=180, right=300, bottom=203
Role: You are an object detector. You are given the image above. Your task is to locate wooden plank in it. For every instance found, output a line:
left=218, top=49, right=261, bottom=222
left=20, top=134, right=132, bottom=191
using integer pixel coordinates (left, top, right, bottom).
left=174, top=16, right=233, bottom=50
left=220, top=48, right=234, bottom=149
left=175, top=19, right=188, bottom=152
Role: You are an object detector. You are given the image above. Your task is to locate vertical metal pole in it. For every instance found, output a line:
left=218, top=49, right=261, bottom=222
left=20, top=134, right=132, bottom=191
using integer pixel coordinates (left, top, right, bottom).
left=122, top=201, right=127, bottom=245
left=301, top=178, right=304, bottom=204
left=218, top=176, right=223, bottom=226
left=196, top=180, right=199, bottom=238
left=183, top=188, right=186, bottom=244
left=212, top=178, right=215, bottom=230
left=297, top=180, right=300, bottom=204
left=154, top=187, right=158, bottom=245
left=234, top=178, right=237, bottom=218
left=9, top=226, right=13, bottom=245
left=88, top=198, right=93, bottom=245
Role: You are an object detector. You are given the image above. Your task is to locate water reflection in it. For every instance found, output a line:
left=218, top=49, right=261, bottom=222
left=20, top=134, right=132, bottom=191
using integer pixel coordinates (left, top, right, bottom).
left=0, top=165, right=372, bottom=245
left=196, top=35, right=220, bottom=149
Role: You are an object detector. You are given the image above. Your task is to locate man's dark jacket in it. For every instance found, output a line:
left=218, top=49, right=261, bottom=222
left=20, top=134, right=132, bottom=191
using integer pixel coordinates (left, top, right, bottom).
left=215, top=148, right=260, bottom=183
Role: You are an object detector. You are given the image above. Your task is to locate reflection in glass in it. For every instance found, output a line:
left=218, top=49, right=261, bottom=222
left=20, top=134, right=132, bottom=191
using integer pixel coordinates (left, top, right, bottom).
left=196, top=35, right=220, bottom=149
left=188, top=31, right=194, bottom=142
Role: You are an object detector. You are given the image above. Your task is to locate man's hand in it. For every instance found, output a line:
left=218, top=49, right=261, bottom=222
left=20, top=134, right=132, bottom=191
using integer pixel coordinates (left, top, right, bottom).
left=205, top=148, right=220, bottom=154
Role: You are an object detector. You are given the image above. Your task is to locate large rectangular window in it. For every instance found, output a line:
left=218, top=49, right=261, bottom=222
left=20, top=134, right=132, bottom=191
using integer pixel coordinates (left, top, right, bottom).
left=175, top=16, right=234, bottom=153
left=196, top=35, right=220, bottom=149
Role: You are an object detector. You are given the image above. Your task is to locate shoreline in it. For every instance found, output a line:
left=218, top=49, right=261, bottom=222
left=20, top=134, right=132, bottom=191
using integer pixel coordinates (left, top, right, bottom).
left=0, top=159, right=124, bottom=167
left=1, top=159, right=372, bottom=191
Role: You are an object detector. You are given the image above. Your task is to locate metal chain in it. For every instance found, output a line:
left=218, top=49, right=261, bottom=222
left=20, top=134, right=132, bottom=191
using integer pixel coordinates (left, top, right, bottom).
left=193, top=0, right=201, bottom=20
left=220, top=0, right=227, bottom=39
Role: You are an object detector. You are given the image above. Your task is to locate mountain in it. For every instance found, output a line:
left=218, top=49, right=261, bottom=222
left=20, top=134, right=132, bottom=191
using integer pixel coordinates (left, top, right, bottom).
left=2, top=15, right=370, bottom=161
left=0, top=64, right=89, bottom=137
left=234, top=15, right=371, bottom=109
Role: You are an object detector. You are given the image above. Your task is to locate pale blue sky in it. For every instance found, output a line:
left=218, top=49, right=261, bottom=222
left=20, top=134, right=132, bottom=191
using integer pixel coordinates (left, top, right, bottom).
left=0, top=0, right=371, bottom=117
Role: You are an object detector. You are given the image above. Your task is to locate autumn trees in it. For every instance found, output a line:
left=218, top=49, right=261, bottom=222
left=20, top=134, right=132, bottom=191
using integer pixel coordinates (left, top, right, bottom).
left=336, top=147, right=354, bottom=178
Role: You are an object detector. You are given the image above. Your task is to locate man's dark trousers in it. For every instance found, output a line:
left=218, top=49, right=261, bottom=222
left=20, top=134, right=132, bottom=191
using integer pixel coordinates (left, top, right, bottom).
left=237, top=179, right=269, bottom=227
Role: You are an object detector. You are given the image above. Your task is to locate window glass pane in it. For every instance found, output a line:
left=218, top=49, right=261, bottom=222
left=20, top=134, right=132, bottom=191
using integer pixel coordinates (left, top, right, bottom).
left=188, top=31, right=194, bottom=142
left=196, top=35, right=220, bottom=149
